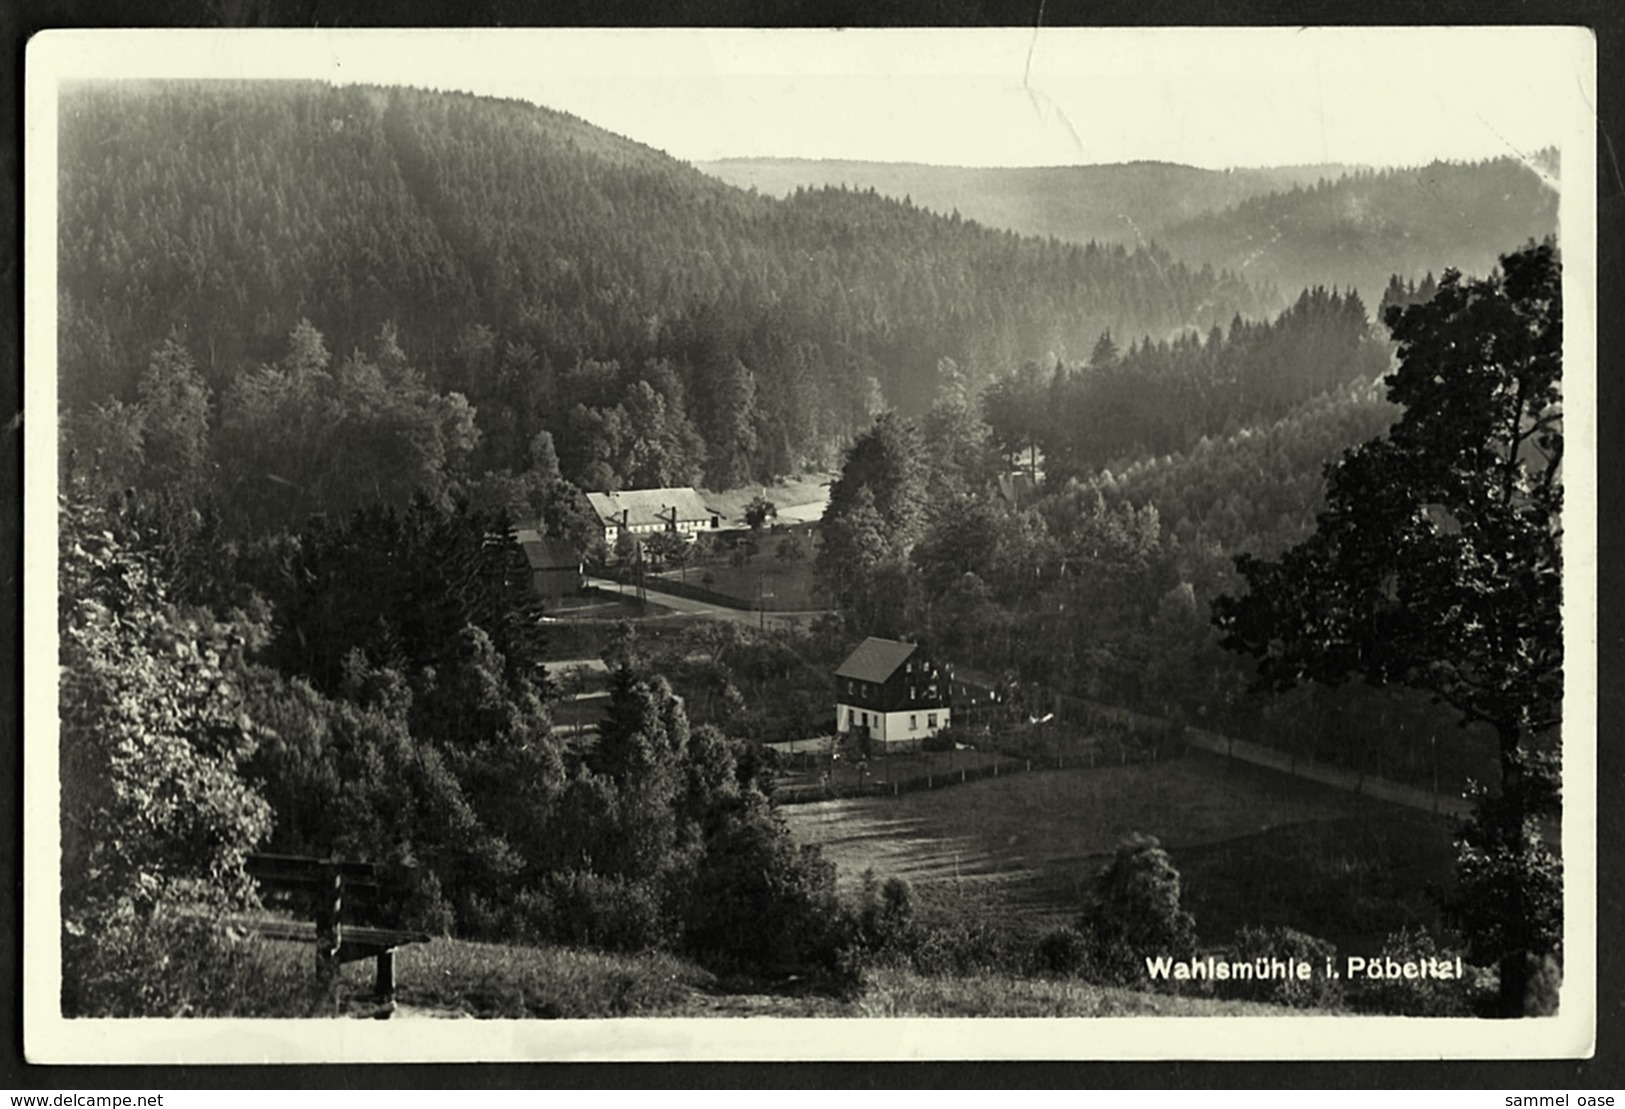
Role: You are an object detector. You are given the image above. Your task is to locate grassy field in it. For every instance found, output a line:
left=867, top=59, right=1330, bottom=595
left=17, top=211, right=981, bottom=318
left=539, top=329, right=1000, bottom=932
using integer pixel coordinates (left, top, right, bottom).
left=782, top=749, right=1456, bottom=945
left=241, top=935, right=707, bottom=1018
left=670, top=538, right=824, bottom=610
left=540, top=601, right=705, bottom=663
left=546, top=590, right=666, bottom=620
left=240, top=934, right=1296, bottom=1018
left=1176, top=810, right=1456, bottom=953
left=698, top=477, right=831, bottom=527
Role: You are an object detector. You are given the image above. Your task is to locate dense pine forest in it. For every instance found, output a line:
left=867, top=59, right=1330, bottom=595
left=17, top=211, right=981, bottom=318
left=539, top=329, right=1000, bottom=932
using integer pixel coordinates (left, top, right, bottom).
left=59, top=80, right=1272, bottom=491
left=704, top=153, right=1558, bottom=309
left=55, top=77, right=1559, bottom=1020
left=698, top=157, right=1360, bottom=251
left=1155, top=156, right=1558, bottom=305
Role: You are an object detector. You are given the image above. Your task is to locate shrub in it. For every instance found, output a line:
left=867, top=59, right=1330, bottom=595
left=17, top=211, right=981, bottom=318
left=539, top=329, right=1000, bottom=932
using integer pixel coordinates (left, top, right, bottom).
left=681, top=802, right=853, bottom=979
left=1525, top=953, right=1563, bottom=1017
left=1217, top=925, right=1343, bottom=1010
left=1077, top=834, right=1198, bottom=987
left=921, top=723, right=978, bottom=754
left=1035, top=925, right=1090, bottom=978
left=851, top=871, right=920, bottom=965
left=62, top=904, right=326, bottom=1018
left=534, top=870, right=674, bottom=954
left=908, top=917, right=1034, bottom=978
left=1352, top=926, right=1482, bottom=1016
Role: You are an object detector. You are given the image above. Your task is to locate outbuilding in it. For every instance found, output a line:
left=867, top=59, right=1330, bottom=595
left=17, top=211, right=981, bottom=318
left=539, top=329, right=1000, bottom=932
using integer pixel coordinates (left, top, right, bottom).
left=514, top=528, right=583, bottom=603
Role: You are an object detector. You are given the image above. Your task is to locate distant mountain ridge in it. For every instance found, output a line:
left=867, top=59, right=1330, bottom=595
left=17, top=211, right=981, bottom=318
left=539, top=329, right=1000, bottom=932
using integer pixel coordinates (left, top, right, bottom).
left=696, top=157, right=1367, bottom=249
left=1156, top=156, right=1559, bottom=302
left=699, top=154, right=1559, bottom=303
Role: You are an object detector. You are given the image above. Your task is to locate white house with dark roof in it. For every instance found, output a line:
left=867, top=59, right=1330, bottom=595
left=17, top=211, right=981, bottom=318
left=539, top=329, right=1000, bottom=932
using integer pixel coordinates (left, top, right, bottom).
left=584, top=488, right=721, bottom=546
left=834, top=637, right=952, bottom=752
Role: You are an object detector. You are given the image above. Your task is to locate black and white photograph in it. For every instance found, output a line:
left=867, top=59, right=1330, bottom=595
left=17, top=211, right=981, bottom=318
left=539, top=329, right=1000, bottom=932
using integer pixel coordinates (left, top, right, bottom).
left=21, top=25, right=1597, bottom=1063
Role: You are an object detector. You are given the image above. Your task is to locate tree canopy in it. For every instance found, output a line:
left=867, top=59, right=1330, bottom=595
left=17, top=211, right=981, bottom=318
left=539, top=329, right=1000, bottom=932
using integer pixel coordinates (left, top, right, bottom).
left=1212, top=239, right=1563, bottom=1016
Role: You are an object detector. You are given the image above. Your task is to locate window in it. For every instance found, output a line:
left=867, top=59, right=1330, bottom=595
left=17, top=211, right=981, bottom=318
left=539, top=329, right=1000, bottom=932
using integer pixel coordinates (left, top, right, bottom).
left=847, top=709, right=854, bottom=726
left=928, top=713, right=938, bottom=729
left=909, top=714, right=918, bottom=731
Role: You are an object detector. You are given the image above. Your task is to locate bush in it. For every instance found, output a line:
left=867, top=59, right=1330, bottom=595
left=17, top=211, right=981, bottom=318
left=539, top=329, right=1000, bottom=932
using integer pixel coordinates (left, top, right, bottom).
left=921, top=723, right=979, bottom=754
left=1525, top=953, right=1563, bottom=1017
left=1217, top=925, right=1343, bottom=1010
left=1035, top=925, right=1090, bottom=978
left=682, top=803, right=853, bottom=979
left=533, top=870, right=674, bottom=954
left=908, top=917, right=1034, bottom=978
left=62, top=903, right=326, bottom=1018
left=1352, top=926, right=1482, bottom=1016
left=1077, top=834, right=1198, bottom=987
left=851, top=871, right=920, bottom=965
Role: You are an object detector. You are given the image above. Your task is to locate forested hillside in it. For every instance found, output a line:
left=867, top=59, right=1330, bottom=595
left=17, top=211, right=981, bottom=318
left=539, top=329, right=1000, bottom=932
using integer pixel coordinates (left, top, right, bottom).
left=703, top=154, right=1558, bottom=310
left=816, top=349, right=1497, bottom=804
left=698, top=157, right=1355, bottom=252
left=984, top=285, right=1389, bottom=482
left=1156, top=156, right=1558, bottom=302
left=59, top=80, right=1272, bottom=488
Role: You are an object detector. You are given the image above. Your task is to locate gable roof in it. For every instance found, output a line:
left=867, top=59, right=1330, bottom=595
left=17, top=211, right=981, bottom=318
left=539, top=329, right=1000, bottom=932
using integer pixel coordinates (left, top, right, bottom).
left=835, top=637, right=919, bottom=683
left=585, top=488, right=714, bottom=529
left=514, top=529, right=581, bottom=570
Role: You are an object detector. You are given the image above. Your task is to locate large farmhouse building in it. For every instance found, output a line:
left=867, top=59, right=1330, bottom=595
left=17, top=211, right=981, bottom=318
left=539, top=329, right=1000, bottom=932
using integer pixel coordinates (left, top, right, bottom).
left=834, top=637, right=952, bottom=752
left=585, top=488, right=721, bottom=547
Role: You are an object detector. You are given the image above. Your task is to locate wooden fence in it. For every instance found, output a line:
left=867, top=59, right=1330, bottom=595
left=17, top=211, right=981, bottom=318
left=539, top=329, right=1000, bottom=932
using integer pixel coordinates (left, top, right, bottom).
left=772, top=740, right=1172, bottom=805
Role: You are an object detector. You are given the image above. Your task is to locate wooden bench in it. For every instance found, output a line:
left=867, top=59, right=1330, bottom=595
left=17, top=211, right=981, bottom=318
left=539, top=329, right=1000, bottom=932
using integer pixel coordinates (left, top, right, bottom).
left=238, top=852, right=430, bottom=1010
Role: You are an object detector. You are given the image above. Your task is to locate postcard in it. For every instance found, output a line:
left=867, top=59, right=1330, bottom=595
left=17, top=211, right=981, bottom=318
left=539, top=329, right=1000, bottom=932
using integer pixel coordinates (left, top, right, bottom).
left=23, top=25, right=1597, bottom=1062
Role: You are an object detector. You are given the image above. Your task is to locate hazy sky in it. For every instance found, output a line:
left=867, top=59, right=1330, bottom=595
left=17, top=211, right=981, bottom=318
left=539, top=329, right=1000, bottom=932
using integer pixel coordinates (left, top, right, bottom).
left=37, top=27, right=1592, bottom=170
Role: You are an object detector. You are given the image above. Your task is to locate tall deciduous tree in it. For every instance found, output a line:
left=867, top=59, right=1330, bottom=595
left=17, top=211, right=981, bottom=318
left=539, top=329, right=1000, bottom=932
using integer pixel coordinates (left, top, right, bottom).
left=1212, top=240, right=1563, bottom=1017
left=743, top=495, right=777, bottom=531
left=824, top=411, right=926, bottom=549
left=59, top=490, right=275, bottom=1013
